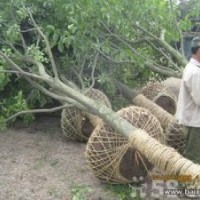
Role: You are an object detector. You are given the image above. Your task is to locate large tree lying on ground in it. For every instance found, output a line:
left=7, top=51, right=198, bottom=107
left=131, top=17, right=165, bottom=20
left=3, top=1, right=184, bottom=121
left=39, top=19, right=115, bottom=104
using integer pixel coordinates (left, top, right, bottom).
left=1, top=3, right=200, bottom=187
left=1, top=0, right=200, bottom=125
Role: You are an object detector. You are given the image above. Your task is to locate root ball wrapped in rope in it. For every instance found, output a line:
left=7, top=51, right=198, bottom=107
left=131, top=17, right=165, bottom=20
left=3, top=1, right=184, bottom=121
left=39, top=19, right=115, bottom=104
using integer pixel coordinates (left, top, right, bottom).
left=162, top=77, right=181, bottom=98
left=165, top=119, right=187, bottom=153
left=86, top=106, right=165, bottom=184
left=141, top=81, right=177, bottom=115
left=61, top=88, right=111, bottom=142
left=153, top=87, right=177, bottom=115
left=141, top=81, right=164, bottom=100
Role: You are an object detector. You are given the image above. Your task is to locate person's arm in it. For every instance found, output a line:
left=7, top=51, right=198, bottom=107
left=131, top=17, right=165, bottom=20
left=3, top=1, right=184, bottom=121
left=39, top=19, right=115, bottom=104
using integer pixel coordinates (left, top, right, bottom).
left=186, top=73, right=200, bottom=106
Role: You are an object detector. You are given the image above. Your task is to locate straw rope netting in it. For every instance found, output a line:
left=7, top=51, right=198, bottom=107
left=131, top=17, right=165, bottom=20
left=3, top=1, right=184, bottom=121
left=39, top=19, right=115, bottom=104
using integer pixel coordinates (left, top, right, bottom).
left=128, top=129, right=200, bottom=188
left=133, top=94, right=173, bottom=129
left=115, top=81, right=200, bottom=187
left=153, top=87, right=177, bottom=115
left=162, top=77, right=181, bottom=98
left=133, top=94, right=188, bottom=156
left=86, top=106, right=165, bottom=184
left=140, top=81, right=165, bottom=100
left=141, top=81, right=177, bottom=115
left=61, top=88, right=111, bottom=142
left=84, top=88, right=112, bottom=108
left=165, top=119, right=187, bottom=154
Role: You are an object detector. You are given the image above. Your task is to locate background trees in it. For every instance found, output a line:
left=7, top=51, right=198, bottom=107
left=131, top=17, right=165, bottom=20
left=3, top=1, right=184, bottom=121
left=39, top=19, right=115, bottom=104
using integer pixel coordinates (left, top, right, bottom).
left=0, top=0, right=200, bottom=127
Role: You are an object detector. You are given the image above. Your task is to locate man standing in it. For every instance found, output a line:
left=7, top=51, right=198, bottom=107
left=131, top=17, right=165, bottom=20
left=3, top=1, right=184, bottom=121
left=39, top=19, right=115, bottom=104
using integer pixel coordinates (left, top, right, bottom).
left=176, top=36, right=200, bottom=164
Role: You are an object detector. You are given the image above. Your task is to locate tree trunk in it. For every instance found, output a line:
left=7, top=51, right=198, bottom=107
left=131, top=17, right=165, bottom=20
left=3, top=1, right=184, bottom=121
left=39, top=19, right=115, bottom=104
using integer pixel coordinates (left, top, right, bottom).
left=51, top=79, right=200, bottom=186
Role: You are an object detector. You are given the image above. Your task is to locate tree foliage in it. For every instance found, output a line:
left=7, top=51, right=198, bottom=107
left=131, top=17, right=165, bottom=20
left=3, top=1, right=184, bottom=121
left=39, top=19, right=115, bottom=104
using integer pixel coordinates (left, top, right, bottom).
left=0, top=0, right=200, bottom=127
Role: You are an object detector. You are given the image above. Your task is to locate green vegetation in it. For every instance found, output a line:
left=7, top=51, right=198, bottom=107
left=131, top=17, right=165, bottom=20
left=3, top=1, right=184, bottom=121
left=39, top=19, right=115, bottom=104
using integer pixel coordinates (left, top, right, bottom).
left=107, top=184, right=142, bottom=200
left=0, top=1, right=200, bottom=198
left=71, top=185, right=92, bottom=200
left=0, top=0, right=200, bottom=127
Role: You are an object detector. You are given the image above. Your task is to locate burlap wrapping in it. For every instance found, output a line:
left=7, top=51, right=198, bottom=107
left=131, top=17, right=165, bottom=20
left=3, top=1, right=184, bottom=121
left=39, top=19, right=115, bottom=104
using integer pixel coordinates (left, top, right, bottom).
left=61, top=88, right=111, bottom=142
left=165, top=119, right=187, bottom=153
left=86, top=106, right=165, bottom=184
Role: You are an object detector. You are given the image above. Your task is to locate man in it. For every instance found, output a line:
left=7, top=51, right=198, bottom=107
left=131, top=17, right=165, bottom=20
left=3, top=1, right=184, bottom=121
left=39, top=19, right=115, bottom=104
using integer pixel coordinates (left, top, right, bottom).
left=176, top=36, right=200, bottom=163
left=176, top=36, right=200, bottom=164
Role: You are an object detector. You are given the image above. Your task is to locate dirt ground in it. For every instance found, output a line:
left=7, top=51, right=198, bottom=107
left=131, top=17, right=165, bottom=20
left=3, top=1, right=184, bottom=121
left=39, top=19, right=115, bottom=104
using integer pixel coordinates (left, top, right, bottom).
left=0, top=116, right=189, bottom=200
left=0, top=116, right=120, bottom=200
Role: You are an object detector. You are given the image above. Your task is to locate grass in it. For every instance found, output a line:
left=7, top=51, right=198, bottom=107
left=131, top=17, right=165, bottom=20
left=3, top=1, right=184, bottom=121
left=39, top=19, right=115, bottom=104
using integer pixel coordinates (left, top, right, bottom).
left=106, top=183, right=144, bottom=200
left=71, top=184, right=92, bottom=200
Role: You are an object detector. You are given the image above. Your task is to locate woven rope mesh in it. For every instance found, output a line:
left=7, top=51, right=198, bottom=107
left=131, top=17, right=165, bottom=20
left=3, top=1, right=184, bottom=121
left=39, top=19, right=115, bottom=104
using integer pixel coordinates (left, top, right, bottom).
left=153, top=87, right=177, bottom=115
left=141, top=81, right=177, bottom=115
left=61, top=88, right=111, bottom=142
left=86, top=106, right=165, bottom=184
left=84, top=88, right=112, bottom=108
left=162, top=77, right=181, bottom=98
left=165, top=119, right=187, bottom=153
left=141, top=81, right=165, bottom=100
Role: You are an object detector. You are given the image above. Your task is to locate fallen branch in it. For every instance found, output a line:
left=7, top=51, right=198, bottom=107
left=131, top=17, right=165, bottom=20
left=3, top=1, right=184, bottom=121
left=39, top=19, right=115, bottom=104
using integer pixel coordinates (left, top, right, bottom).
left=5, top=104, right=74, bottom=123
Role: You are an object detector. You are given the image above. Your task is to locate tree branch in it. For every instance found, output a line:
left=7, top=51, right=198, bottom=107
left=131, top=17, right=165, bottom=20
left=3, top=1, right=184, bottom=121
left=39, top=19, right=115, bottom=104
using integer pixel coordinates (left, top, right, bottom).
left=0, top=52, right=48, bottom=80
left=144, top=62, right=182, bottom=78
left=34, top=61, right=51, bottom=79
left=0, top=70, right=21, bottom=74
left=73, top=57, right=86, bottom=90
left=27, top=78, right=78, bottom=105
left=88, top=52, right=98, bottom=91
left=60, top=74, right=80, bottom=90
left=100, top=21, right=183, bottom=77
left=132, top=22, right=187, bottom=66
left=27, top=8, right=59, bottom=80
left=5, top=104, right=74, bottom=123
left=146, top=39, right=181, bottom=71
left=97, top=48, right=135, bottom=64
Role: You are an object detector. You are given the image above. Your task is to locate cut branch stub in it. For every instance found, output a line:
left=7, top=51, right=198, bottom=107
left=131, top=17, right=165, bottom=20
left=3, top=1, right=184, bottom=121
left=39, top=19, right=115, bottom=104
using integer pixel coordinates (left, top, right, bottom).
left=86, top=106, right=165, bottom=184
left=61, top=88, right=111, bottom=142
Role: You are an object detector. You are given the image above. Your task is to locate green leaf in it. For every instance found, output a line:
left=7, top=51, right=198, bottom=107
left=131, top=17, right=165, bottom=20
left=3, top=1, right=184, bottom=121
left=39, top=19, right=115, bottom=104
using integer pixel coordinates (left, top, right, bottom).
left=47, top=25, right=55, bottom=32
left=58, top=41, right=64, bottom=52
left=68, top=24, right=74, bottom=30
left=53, top=33, right=59, bottom=42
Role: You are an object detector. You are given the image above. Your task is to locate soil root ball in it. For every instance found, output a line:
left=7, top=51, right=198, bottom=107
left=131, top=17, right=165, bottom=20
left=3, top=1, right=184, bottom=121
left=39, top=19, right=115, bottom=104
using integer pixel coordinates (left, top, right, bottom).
left=86, top=106, right=165, bottom=184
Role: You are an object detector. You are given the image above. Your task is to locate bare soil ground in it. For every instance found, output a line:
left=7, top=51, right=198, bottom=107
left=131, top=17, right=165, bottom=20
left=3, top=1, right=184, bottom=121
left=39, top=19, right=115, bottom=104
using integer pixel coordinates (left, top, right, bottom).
left=0, top=116, right=118, bottom=200
left=0, top=116, right=189, bottom=200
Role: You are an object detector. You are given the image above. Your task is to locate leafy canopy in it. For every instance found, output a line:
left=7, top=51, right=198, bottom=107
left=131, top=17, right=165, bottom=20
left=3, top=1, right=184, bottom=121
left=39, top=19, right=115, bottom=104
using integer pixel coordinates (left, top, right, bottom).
left=0, top=0, right=199, bottom=127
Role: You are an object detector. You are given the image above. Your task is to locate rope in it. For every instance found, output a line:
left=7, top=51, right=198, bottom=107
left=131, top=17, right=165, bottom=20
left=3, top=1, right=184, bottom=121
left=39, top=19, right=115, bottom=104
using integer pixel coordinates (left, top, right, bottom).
left=86, top=106, right=165, bottom=184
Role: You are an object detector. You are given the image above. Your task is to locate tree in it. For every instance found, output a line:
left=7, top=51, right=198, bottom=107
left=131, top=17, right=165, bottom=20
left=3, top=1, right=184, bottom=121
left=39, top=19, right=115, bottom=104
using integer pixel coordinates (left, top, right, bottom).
left=1, top=1, right=200, bottom=186
left=0, top=0, right=188, bottom=126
